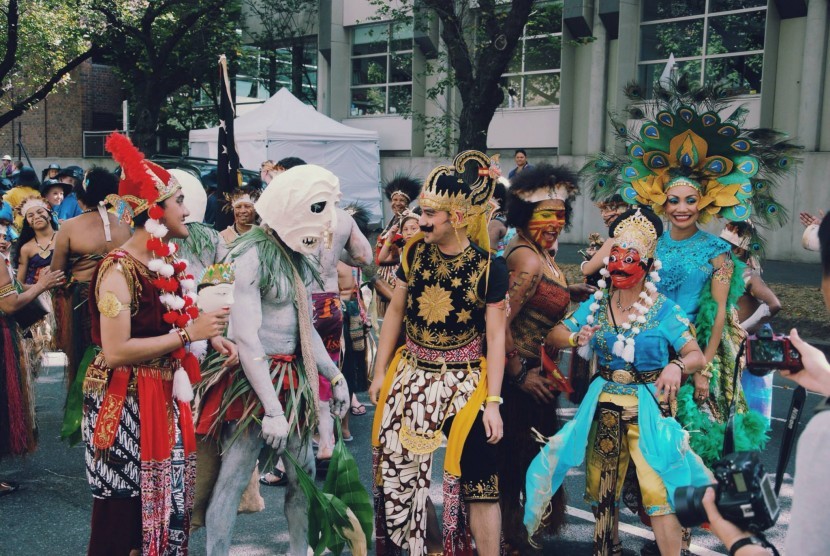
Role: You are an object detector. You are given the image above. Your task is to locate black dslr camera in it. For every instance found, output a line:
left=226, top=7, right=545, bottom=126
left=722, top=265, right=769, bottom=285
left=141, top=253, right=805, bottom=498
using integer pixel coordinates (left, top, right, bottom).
left=745, top=324, right=802, bottom=376
left=674, top=451, right=779, bottom=532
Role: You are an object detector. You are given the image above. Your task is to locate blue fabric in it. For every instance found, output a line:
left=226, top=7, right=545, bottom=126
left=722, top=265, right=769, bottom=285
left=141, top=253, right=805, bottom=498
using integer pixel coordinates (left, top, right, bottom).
left=656, top=230, right=730, bottom=320
left=562, top=294, right=693, bottom=376
left=56, top=193, right=82, bottom=221
left=508, top=163, right=533, bottom=179
left=204, top=193, right=218, bottom=225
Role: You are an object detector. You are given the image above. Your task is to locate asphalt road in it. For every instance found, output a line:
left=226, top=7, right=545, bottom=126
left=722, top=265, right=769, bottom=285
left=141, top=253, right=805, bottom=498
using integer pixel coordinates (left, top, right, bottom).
left=0, top=347, right=816, bottom=555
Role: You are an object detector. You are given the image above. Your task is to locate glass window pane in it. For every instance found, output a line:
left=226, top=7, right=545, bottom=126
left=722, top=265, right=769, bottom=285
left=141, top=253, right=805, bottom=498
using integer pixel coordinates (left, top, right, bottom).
left=640, top=19, right=703, bottom=60
left=642, top=0, right=705, bottom=21
left=351, top=87, right=386, bottom=116
left=353, top=23, right=388, bottom=55
left=388, top=85, right=411, bottom=115
left=391, top=21, right=414, bottom=51
left=639, top=60, right=702, bottom=98
left=390, top=53, right=412, bottom=83
left=710, top=0, right=766, bottom=13
left=500, top=77, right=522, bottom=108
left=506, top=43, right=523, bottom=74
left=526, top=3, right=562, bottom=35
left=706, top=11, right=766, bottom=55
left=524, top=36, right=561, bottom=71
left=704, top=54, right=763, bottom=94
left=524, top=73, right=560, bottom=107
left=352, top=56, right=387, bottom=86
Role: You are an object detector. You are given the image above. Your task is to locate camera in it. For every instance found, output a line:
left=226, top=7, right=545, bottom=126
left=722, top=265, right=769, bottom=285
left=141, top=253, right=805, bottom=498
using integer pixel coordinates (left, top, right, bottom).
left=745, top=324, right=802, bottom=376
left=674, top=451, right=779, bottom=532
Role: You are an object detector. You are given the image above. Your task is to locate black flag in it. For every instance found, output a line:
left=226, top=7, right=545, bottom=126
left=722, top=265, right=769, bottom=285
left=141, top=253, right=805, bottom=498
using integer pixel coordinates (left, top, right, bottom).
left=214, top=54, right=240, bottom=231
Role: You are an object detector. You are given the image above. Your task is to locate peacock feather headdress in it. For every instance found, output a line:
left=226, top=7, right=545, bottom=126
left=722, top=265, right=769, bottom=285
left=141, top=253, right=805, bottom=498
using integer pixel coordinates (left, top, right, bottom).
left=582, top=78, right=802, bottom=226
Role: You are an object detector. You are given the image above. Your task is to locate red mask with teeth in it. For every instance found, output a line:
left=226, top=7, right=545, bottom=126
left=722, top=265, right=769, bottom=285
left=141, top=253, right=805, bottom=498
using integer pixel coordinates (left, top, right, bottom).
left=608, top=245, right=645, bottom=289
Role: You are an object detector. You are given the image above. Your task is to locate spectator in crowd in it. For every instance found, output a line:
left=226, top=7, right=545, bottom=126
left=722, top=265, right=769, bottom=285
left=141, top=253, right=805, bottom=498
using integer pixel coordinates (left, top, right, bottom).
left=40, top=179, right=70, bottom=211
left=42, top=162, right=61, bottom=181
left=54, top=166, right=84, bottom=221
left=0, top=155, right=13, bottom=179
left=703, top=213, right=830, bottom=556
left=800, top=210, right=823, bottom=252
left=508, top=148, right=532, bottom=178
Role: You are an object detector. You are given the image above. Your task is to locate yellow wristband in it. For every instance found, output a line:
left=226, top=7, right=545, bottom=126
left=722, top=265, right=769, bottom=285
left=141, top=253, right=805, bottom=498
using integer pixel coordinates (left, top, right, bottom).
left=568, top=332, right=579, bottom=347
left=485, top=395, right=503, bottom=405
left=330, top=373, right=345, bottom=386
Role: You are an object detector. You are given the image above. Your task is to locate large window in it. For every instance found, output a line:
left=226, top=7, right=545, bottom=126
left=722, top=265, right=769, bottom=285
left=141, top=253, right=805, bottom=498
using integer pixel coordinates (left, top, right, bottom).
left=500, top=3, right=562, bottom=109
left=639, top=0, right=767, bottom=97
left=237, top=39, right=318, bottom=108
left=350, top=22, right=413, bottom=116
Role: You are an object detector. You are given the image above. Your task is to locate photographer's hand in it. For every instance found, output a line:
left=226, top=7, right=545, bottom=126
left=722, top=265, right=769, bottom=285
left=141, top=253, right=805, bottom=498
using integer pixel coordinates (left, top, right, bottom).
left=782, top=329, right=830, bottom=396
left=702, top=488, right=766, bottom=555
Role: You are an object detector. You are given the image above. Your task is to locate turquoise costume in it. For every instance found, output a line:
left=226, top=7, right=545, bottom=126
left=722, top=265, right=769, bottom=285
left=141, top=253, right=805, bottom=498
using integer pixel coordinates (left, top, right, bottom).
left=657, top=230, right=768, bottom=467
left=524, top=294, right=712, bottom=543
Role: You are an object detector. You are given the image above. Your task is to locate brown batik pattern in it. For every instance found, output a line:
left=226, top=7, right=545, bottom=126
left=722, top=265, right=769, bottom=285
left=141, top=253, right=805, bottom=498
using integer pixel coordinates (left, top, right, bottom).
left=378, top=358, right=481, bottom=555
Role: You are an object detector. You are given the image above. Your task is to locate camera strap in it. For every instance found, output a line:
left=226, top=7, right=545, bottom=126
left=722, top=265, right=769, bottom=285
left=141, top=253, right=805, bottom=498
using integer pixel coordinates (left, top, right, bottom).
left=774, top=385, right=806, bottom=496
left=721, top=340, right=746, bottom=457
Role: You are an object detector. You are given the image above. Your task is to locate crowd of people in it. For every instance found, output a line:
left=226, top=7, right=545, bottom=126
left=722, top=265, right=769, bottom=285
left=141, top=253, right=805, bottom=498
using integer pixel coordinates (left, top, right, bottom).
left=0, top=80, right=828, bottom=556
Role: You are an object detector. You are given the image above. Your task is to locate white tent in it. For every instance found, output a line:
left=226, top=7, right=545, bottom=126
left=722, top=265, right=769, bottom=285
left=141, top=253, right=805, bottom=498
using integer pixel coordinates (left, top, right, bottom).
left=188, top=88, right=382, bottom=218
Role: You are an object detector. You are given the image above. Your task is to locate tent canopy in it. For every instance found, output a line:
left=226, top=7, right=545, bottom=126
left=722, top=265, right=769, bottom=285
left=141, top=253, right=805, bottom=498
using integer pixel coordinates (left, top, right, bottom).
left=189, top=88, right=382, bottom=220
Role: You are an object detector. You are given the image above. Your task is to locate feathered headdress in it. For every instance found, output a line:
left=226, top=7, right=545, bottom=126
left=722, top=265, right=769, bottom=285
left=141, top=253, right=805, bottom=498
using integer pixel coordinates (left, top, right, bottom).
left=3, top=186, right=41, bottom=230
left=342, top=201, right=373, bottom=236
left=222, top=187, right=261, bottom=212
left=105, top=132, right=180, bottom=217
left=383, top=173, right=421, bottom=203
left=508, top=163, right=580, bottom=205
left=582, top=77, right=802, bottom=226
left=14, top=195, right=50, bottom=219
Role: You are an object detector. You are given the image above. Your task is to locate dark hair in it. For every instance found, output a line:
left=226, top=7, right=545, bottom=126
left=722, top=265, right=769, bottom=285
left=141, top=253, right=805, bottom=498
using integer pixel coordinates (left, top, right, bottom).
left=277, top=157, right=306, bottom=170
left=492, top=182, right=507, bottom=214
left=245, top=176, right=265, bottom=190
left=819, top=212, right=830, bottom=277
left=609, top=207, right=664, bottom=268
left=13, top=208, right=58, bottom=267
left=514, top=149, right=527, bottom=156
left=76, top=167, right=118, bottom=207
left=505, top=163, right=577, bottom=231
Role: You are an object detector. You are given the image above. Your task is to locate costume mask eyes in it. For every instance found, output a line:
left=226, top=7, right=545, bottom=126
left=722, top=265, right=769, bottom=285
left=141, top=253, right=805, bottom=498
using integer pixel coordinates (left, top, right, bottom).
left=311, top=201, right=326, bottom=214
left=608, top=246, right=645, bottom=289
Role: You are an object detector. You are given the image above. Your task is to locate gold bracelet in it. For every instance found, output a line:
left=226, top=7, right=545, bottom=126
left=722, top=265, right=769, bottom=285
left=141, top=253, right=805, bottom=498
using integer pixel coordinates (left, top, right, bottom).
left=670, top=357, right=686, bottom=373
left=176, top=328, right=188, bottom=347
left=699, top=366, right=713, bottom=378
left=568, top=332, right=579, bottom=347
left=0, top=283, right=15, bottom=298
left=330, top=373, right=345, bottom=386
left=485, top=395, right=503, bottom=405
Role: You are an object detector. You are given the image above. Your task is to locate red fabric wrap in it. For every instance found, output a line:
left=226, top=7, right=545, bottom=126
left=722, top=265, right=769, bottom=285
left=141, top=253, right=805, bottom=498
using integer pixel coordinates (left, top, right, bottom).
left=91, top=367, right=131, bottom=451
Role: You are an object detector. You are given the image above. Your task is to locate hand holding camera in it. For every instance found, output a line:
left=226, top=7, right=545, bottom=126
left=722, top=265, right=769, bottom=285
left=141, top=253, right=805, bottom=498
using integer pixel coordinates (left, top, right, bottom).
left=780, top=329, right=830, bottom=396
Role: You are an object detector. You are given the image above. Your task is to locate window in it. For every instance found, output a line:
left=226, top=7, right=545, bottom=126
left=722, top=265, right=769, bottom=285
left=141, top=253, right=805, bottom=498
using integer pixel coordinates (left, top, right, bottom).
left=500, top=3, right=563, bottom=109
left=350, top=22, right=413, bottom=116
left=237, top=39, right=318, bottom=108
left=639, top=0, right=767, bottom=97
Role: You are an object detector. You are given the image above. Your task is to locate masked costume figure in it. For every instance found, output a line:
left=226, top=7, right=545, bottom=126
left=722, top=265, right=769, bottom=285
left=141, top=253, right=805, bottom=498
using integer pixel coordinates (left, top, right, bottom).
left=525, top=208, right=712, bottom=555
left=374, top=175, right=422, bottom=316
left=82, top=133, right=206, bottom=555
left=500, top=164, right=579, bottom=551
left=371, top=151, right=507, bottom=555
left=582, top=81, right=801, bottom=470
left=196, top=165, right=351, bottom=556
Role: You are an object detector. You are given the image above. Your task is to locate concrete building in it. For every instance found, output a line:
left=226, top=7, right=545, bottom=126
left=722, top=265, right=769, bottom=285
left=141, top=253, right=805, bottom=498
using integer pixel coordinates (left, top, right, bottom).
left=239, top=0, right=830, bottom=262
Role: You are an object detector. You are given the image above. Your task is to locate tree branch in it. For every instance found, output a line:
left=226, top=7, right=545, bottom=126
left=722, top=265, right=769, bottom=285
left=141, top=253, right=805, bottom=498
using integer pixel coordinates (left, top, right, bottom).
left=0, top=0, right=20, bottom=81
left=421, top=0, right=474, bottom=100
left=155, top=0, right=226, bottom=66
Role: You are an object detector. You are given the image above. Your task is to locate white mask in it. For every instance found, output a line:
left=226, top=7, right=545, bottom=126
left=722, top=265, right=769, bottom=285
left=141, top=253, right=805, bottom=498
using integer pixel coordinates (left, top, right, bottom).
left=255, top=164, right=340, bottom=255
left=169, top=169, right=207, bottom=224
left=197, top=282, right=235, bottom=313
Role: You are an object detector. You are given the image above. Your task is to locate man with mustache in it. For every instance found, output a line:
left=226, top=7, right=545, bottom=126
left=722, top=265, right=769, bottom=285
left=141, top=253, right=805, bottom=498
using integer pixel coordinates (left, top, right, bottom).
left=369, top=151, right=507, bottom=555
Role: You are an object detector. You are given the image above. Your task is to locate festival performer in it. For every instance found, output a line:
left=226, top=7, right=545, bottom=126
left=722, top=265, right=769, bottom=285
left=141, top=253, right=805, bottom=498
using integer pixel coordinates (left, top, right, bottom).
left=582, top=80, right=801, bottom=554
left=51, top=168, right=132, bottom=398
left=369, top=151, right=507, bottom=556
left=0, top=206, right=64, bottom=497
left=80, top=133, right=234, bottom=555
left=525, top=208, right=711, bottom=556
left=374, top=174, right=421, bottom=315
left=169, top=169, right=228, bottom=282
left=500, top=163, right=584, bottom=553
left=199, top=165, right=350, bottom=556
left=580, top=195, right=630, bottom=286
left=219, top=187, right=259, bottom=245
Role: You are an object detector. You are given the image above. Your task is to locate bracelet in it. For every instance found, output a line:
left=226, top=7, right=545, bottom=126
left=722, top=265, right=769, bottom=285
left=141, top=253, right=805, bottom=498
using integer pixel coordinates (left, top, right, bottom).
left=510, top=358, right=529, bottom=386
left=330, top=373, right=345, bottom=386
left=670, top=357, right=686, bottom=373
left=568, top=332, right=579, bottom=347
left=699, top=363, right=713, bottom=378
left=175, top=328, right=188, bottom=347
left=485, top=395, right=503, bottom=405
left=181, top=326, right=192, bottom=344
left=264, top=411, right=285, bottom=419
left=505, top=347, right=519, bottom=362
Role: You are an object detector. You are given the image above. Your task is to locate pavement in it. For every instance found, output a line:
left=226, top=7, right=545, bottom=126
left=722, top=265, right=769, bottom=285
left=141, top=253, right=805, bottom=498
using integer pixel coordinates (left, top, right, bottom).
left=0, top=250, right=823, bottom=555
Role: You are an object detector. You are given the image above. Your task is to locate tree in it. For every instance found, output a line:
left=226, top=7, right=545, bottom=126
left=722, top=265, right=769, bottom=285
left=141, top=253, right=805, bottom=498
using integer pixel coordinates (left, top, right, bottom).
left=91, top=0, right=242, bottom=154
left=372, top=0, right=539, bottom=152
left=0, top=0, right=101, bottom=129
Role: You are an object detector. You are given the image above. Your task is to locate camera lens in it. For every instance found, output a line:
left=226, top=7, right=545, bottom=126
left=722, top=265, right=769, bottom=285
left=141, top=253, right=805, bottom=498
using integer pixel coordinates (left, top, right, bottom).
left=674, top=485, right=712, bottom=528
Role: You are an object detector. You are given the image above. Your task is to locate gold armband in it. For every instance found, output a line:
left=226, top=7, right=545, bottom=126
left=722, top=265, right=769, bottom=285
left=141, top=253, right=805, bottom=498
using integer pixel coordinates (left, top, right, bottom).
left=485, top=395, right=503, bottom=405
left=0, top=283, right=15, bottom=298
left=97, top=291, right=130, bottom=318
left=330, top=373, right=345, bottom=386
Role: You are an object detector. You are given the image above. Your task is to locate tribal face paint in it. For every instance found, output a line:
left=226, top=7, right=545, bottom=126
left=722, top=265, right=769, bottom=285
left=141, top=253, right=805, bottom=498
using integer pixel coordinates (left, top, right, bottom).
left=608, top=245, right=645, bottom=289
left=527, top=201, right=566, bottom=250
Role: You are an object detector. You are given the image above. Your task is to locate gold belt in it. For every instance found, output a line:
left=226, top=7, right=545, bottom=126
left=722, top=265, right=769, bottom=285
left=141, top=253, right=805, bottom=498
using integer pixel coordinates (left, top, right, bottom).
left=598, top=367, right=660, bottom=385
left=401, top=350, right=481, bottom=373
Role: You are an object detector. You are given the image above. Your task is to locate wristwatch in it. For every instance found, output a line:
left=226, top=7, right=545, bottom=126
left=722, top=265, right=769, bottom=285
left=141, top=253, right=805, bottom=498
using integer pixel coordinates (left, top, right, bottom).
left=729, top=535, right=765, bottom=555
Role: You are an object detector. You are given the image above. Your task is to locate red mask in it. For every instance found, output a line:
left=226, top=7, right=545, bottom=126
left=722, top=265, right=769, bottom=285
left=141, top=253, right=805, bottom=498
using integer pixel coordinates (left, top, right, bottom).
left=527, top=208, right=566, bottom=250
left=608, top=246, right=645, bottom=289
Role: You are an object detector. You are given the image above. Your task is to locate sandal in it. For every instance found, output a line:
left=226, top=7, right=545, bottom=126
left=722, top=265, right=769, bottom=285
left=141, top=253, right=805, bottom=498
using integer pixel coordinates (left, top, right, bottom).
left=259, top=471, right=287, bottom=487
left=612, top=541, right=623, bottom=555
left=0, top=480, right=19, bottom=497
left=341, top=432, right=354, bottom=442
left=350, top=403, right=367, bottom=416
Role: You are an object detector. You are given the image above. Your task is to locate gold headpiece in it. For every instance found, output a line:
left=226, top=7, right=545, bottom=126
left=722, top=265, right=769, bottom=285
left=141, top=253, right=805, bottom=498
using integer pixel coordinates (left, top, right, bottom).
left=612, top=208, right=659, bottom=258
left=198, top=263, right=235, bottom=290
